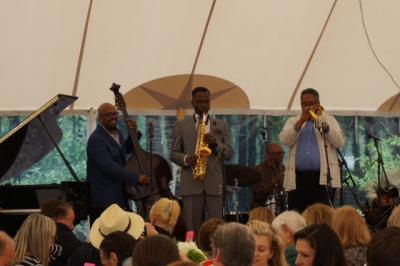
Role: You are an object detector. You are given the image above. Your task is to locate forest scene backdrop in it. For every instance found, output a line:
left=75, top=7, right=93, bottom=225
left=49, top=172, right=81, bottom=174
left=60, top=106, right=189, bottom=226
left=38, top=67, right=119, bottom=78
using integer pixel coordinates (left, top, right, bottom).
left=1, top=113, right=399, bottom=211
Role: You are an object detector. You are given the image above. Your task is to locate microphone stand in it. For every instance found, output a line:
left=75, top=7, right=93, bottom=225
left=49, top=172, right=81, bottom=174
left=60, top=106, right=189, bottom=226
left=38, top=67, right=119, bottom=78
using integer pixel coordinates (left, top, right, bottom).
left=337, top=149, right=364, bottom=211
left=370, top=135, right=390, bottom=192
left=316, top=121, right=334, bottom=207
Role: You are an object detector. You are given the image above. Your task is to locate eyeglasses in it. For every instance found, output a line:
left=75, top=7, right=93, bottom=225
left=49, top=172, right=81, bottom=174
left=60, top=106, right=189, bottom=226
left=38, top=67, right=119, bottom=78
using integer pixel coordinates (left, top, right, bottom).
left=101, top=111, right=119, bottom=117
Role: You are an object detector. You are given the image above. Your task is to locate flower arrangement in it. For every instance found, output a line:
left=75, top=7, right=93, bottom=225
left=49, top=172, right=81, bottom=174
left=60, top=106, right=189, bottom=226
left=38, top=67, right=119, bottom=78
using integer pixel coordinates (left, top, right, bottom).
left=177, top=241, right=208, bottom=264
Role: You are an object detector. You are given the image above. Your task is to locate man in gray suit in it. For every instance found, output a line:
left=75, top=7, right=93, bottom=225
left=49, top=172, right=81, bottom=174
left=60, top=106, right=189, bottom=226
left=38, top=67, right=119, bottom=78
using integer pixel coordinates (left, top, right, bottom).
left=171, top=86, right=233, bottom=233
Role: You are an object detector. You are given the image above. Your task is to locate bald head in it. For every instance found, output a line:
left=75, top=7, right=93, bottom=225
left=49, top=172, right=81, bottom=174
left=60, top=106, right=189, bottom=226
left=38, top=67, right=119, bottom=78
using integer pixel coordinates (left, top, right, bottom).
left=0, top=231, right=15, bottom=266
left=97, top=103, right=119, bottom=131
left=265, top=143, right=284, bottom=165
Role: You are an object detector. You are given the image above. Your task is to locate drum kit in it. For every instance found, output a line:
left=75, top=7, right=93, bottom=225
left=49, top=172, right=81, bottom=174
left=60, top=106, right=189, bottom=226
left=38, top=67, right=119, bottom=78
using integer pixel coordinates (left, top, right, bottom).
left=224, top=164, right=287, bottom=224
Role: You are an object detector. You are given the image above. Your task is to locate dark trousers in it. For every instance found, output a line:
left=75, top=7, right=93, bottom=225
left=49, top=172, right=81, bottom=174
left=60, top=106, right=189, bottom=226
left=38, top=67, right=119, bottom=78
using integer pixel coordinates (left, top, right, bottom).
left=288, top=170, right=330, bottom=213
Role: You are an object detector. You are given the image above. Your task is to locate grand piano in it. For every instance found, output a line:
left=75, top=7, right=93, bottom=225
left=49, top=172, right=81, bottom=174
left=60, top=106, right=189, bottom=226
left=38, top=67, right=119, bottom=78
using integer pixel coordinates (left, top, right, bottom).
left=0, top=95, right=88, bottom=236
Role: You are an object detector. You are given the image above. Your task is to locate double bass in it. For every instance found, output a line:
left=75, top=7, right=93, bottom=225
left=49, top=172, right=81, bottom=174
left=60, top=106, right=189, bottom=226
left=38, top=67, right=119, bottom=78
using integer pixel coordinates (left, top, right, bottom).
left=110, top=83, right=173, bottom=219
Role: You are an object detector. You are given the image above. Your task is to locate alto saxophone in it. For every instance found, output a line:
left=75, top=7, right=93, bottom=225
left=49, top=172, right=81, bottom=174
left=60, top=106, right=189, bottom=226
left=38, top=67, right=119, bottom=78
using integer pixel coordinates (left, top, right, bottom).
left=193, top=114, right=212, bottom=181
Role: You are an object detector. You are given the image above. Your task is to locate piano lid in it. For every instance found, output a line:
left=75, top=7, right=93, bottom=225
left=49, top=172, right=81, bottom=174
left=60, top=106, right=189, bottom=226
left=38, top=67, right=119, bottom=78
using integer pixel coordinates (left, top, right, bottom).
left=0, top=94, right=77, bottom=182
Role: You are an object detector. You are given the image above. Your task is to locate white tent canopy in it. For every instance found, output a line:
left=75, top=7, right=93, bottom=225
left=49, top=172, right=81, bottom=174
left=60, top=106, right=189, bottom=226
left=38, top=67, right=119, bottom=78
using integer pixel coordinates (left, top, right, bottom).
left=1, top=0, right=400, bottom=112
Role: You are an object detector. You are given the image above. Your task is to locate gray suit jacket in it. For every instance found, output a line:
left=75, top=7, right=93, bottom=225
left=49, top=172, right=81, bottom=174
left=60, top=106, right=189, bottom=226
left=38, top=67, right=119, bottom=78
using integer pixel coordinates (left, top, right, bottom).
left=170, top=116, right=233, bottom=196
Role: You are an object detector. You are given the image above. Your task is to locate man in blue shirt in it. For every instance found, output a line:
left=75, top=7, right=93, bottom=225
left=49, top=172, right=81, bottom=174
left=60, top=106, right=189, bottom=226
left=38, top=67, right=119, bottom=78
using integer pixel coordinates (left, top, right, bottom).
left=279, top=88, right=345, bottom=212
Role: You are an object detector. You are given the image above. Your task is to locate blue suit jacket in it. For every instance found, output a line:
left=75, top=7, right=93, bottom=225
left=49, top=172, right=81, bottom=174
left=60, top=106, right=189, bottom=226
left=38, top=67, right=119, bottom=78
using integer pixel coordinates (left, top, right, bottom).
left=86, top=125, right=138, bottom=208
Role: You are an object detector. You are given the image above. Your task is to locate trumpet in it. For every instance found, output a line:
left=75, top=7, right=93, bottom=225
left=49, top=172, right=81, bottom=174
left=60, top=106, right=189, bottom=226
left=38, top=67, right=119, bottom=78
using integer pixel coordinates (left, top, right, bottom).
left=308, top=104, right=324, bottom=122
left=308, top=104, right=325, bottom=131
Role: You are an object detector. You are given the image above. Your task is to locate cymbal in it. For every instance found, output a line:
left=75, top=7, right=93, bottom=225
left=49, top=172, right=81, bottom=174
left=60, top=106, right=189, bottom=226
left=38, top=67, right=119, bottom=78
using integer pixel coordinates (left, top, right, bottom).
left=225, top=164, right=261, bottom=187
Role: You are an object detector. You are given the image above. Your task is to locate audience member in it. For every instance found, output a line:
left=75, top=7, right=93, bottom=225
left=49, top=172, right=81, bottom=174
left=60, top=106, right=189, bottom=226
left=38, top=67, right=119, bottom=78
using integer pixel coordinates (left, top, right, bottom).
left=89, top=204, right=144, bottom=249
left=0, top=231, right=15, bottom=266
left=387, top=205, right=400, bottom=227
left=132, top=234, right=180, bottom=266
left=69, top=204, right=144, bottom=266
left=294, top=223, right=347, bottom=266
left=12, top=213, right=62, bottom=266
left=149, top=198, right=181, bottom=238
left=271, top=211, right=306, bottom=266
left=302, top=203, right=334, bottom=227
left=41, top=199, right=85, bottom=266
left=248, top=207, right=275, bottom=224
left=247, top=220, right=287, bottom=266
left=212, top=222, right=255, bottom=266
left=68, top=243, right=101, bottom=266
left=197, top=218, right=225, bottom=257
left=332, top=206, right=370, bottom=266
left=367, top=226, right=400, bottom=266
left=100, top=231, right=137, bottom=266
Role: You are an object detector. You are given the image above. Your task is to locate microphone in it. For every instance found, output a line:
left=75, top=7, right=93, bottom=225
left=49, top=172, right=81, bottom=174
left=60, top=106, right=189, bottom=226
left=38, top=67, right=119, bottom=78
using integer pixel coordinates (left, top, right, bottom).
left=259, top=126, right=267, bottom=142
left=148, top=122, right=154, bottom=139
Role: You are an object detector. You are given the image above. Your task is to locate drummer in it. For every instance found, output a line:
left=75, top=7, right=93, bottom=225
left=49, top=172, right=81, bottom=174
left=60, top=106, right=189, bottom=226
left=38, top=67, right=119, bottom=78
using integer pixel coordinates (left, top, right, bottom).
left=252, top=143, right=285, bottom=208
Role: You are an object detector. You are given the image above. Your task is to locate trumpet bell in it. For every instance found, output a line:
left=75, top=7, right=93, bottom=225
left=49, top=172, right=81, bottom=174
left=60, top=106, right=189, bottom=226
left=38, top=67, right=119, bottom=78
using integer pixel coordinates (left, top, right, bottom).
left=309, top=104, right=324, bottom=121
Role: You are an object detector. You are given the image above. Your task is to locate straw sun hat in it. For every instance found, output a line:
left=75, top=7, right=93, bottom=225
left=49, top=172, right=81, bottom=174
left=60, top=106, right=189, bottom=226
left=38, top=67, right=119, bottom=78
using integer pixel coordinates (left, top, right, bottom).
left=89, top=204, right=145, bottom=249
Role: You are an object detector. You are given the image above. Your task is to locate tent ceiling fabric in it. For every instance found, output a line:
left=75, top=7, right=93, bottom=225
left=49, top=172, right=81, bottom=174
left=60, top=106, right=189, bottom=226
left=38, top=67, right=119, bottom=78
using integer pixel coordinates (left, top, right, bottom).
left=1, top=0, right=399, bottom=111
left=124, top=74, right=249, bottom=110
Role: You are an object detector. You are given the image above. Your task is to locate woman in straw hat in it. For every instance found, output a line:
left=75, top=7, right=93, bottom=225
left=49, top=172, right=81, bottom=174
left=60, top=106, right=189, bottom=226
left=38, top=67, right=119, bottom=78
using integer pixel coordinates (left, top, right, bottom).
left=89, top=204, right=145, bottom=249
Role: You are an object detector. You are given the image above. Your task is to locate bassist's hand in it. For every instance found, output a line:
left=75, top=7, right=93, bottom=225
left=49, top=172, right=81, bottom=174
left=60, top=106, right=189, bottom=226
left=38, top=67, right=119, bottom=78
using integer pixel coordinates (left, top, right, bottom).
left=138, top=174, right=150, bottom=185
left=127, top=119, right=137, bottom=132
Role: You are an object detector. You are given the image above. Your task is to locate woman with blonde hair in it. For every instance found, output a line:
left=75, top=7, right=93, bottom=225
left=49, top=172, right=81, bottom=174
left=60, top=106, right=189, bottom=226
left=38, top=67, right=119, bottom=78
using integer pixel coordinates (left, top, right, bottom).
left=332, top=205, right=371, bottom=266
left=302, top=203, right=334, bottom=227
left=248, top=207, right=275, bottom=224
left=12, top=213, right=61, bottom=266
left=149, top=198, right=181, bottom=237
left=247, top=220, right=288, bottom=266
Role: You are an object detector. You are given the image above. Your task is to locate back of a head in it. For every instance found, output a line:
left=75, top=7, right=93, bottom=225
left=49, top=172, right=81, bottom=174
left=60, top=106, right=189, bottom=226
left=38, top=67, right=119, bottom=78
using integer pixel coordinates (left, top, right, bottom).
left=272, top=210, right=306, bottom=234
left=132, top=234, right=180, bottom=266
left=332, top=205, right=370, bottom=248
left=367, top=226, right=400, bottom=266
left=212, top=222, right=255, bottom=266
left=302, top=203, right=334, bottom=227
left=294, top=223, right=347, bottom=266
left=197, top=218, right=225, bottom=255
left=248, top=207, right=274, bottom=224
left=41, top=199, right=72, bottom=220
left=0, top=231, right=15, bottom=265
left=100, top=231, right=137, bottom=266
left=12, top=213, right=56, bottom=266
left=150, top=198, right=181, bottom=231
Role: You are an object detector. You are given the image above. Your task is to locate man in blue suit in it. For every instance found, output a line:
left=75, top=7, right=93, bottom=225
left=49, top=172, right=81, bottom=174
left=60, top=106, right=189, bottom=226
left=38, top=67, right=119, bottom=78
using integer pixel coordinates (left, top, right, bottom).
left=86, top=103, right=149, bottom=224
